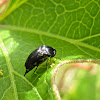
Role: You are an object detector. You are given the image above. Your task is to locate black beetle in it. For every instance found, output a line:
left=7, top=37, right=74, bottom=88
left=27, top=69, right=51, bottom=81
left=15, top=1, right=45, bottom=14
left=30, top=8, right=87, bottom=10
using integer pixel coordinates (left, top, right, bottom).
left=24, top=45, right=56, bottom=76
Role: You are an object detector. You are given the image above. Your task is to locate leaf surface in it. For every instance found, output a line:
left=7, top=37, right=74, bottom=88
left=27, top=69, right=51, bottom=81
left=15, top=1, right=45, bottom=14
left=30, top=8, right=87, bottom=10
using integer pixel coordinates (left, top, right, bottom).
left=0, top=0, right=100, bottom=100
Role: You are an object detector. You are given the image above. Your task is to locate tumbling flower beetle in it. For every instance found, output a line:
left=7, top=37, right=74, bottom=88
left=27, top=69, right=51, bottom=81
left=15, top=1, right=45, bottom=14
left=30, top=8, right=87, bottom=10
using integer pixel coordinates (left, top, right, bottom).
left=24, top=45, right=56, bottom=76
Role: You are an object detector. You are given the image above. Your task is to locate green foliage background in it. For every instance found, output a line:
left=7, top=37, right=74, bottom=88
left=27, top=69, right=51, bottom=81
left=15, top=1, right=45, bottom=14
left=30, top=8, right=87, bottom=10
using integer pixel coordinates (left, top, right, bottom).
left=0, top=0, right=100, bottom=100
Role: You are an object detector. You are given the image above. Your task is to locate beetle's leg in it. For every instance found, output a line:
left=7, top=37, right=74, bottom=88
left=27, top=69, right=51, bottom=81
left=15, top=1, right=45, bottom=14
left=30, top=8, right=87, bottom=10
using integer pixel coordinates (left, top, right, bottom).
left=33, top=66, right=38, bottom=74
left=24, top=69, right=29, bottom=76
left=46, top=58, right=49, bottom=66
left=46, top=58, right=48, bottom=72
left=46, top=57, right=52, bottom=72
left=50, top=57, right=52, bottom=64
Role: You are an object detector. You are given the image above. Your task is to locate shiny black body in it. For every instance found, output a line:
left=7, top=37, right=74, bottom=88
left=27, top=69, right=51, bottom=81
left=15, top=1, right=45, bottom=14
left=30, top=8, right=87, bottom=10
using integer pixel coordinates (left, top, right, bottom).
left=24, top=45, right=56, bottom=76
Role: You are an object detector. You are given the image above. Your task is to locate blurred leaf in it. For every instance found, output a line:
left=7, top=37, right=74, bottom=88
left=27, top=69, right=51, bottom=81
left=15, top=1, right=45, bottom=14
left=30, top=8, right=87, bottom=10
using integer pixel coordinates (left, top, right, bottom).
left=61, top=67, right=100, bottom=100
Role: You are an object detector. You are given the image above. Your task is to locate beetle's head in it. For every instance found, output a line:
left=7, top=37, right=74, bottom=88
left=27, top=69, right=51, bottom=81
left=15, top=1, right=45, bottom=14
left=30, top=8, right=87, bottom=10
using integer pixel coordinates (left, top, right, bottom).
left=50, top=48, right=56, bottom=57
left=47, top=47, right=56, bottom=57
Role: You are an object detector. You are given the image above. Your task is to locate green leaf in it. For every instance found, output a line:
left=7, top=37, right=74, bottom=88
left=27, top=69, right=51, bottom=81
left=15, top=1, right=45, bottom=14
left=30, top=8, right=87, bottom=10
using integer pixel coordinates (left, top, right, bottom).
left=0, top=0, right=100, bottom=100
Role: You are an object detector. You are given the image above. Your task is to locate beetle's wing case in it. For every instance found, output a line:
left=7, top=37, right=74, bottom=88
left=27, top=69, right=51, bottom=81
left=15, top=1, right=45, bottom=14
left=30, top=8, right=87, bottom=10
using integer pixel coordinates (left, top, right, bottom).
left=25, top=48, right=40, bottom=69
left=25, top=45, right=48, bottom=69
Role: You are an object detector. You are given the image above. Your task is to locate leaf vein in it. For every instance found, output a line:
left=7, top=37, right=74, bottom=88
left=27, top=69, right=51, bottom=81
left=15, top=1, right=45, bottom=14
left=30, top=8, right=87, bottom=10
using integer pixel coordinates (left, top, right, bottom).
left=0, top=36, right=19, bottom=100
left=0, top=25, right=100, bottom=53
